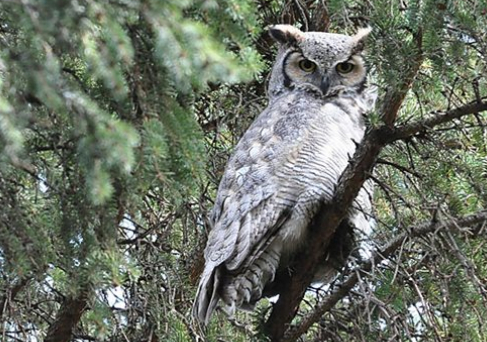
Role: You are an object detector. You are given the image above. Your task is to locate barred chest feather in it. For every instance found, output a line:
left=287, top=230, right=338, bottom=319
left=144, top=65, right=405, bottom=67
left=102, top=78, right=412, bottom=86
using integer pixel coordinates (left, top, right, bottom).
left=274, top=92, right=368, bottom=253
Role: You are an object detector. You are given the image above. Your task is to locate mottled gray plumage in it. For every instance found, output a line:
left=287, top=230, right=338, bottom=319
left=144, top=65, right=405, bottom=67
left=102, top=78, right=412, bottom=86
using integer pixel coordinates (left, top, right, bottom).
left=193, top=25, right=377, bottom=325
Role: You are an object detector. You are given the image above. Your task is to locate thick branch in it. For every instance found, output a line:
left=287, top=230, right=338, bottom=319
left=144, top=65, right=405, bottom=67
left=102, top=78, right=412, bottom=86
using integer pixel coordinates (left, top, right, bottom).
left=262, top=56, right=487, bottom=342
left=263, top=97, right=487, bottom=340
left=283, top=210, right=487, bottom=342
left=263, top=58, right=419, bottom=339
left=44, top=289, right=90, bottom=342
left=263, top=28, right=429, bottom=339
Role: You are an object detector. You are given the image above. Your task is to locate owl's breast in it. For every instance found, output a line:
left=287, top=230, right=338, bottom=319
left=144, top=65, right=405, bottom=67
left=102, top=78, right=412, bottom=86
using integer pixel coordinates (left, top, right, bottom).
left=274, top=99, right=366, bottom=249
left=280, top=100, right=365, bottom=200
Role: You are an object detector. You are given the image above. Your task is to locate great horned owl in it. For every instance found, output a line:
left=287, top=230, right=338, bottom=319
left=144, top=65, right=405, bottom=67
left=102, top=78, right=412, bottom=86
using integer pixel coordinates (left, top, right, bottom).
left=194, top=24, right=377, bottom=325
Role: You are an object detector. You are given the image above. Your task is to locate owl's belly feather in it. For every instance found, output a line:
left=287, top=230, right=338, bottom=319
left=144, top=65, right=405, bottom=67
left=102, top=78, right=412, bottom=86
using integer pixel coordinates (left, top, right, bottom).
left=277, top=107, right=365, bottom=254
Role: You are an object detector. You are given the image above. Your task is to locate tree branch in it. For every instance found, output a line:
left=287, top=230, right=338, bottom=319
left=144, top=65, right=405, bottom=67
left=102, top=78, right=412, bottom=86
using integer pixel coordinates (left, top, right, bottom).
left=380, top=27, right=423, bottom=127
left=264, top=122, right=384, bottom=341
left=262, top=37, right=487, bottom=340
left=44, top=288, right=90, bottom=342
left=282, top=210, right=487, bottom=342
left=263, top=40, right=424, bottom=337
left=380, top=100, right=487, bottom=144
left=0, top=277, right=30, bottom=320
left=376, top=158, right=422, bottom=179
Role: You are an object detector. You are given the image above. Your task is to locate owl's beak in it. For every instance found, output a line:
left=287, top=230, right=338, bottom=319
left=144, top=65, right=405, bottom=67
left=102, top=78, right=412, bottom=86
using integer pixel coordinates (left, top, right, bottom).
left=320, top=76, right=330, bottom=95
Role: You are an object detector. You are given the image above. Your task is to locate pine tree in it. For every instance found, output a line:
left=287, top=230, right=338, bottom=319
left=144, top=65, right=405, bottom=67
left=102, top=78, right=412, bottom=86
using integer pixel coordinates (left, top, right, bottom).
left=0, top=0, right=486, bottom=341
left=0, top=0, right=262, bottom=341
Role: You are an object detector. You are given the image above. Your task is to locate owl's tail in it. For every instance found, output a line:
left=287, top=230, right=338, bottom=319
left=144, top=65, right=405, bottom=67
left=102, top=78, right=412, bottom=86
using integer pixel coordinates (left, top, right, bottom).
left=193, top=265, right=222, bottom=326
left=193, top=246, right=282, bottom=325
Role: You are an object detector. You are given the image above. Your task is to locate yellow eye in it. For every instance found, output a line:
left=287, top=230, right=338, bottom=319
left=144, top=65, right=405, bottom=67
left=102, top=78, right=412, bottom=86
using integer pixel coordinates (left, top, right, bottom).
left=298, top=59, right=316, bottom=72
left=336, top=62, right=355, bottom=74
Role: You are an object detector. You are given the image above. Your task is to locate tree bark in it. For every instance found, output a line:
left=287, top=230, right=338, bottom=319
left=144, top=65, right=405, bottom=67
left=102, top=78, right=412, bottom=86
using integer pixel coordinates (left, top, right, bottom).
left=44, top=289, right=90, bottom=342
left=264, top=129, right=383, bottom=341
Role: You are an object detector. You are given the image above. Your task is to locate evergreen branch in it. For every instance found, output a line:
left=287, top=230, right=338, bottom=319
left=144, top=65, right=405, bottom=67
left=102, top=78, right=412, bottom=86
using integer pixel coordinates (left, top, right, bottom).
left=44, top=288, right=90, bottom=342
left=282, top=210, right=487, bottom=342
left=4, top=333, right=24, bottom=342
left=380, top=100, right=487, bottom=144
left=380, top=27, right=423, bottom=127
left=376, top=158, right=422, bottom=179
left=32, top=142, right=74, bottom=152
left=72, top=335, right=96, bottom=341
left=0, top=277, right=31, bottom=320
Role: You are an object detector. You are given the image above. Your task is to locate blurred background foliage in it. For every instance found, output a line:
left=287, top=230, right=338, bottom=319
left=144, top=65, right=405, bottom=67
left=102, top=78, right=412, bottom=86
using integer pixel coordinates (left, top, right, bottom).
left=0, top=0, right=486, bottom=341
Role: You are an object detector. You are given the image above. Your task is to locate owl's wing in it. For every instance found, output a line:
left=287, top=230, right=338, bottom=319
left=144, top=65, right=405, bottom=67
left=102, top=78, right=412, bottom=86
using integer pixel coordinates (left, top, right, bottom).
left=194, top=96, right=307, bottom=324
left=206, top=92, right=310, bottom=269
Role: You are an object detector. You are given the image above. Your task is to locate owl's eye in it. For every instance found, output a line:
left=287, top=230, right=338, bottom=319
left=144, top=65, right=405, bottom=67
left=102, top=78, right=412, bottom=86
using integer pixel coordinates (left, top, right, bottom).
left=298, top=59, right=316, bottom=72
left=336, top=62, right=355, bottom=74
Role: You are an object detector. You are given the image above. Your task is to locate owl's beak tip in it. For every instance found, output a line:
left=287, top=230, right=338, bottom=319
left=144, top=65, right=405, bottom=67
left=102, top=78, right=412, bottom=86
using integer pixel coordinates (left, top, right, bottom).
left=320, top=76, right=330, bottom=95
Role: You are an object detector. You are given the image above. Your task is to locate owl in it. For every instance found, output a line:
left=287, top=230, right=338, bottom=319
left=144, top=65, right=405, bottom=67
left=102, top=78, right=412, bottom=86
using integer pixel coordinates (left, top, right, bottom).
left=193, top=24, right=377, bottom=325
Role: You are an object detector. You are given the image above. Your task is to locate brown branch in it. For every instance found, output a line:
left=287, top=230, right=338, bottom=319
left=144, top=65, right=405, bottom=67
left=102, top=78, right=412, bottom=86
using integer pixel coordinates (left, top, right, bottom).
left=262, top=96, right=487, bottom=340
left=376, top=158, right=422, bottom=179
left=282, top=210, right=487, bottom=342
left=44, top=288, right=90, bottom=342
left=32, top=141, right=74, bottom=152
left=261, top=32, right=487, bottom=340
left=263, top=39, right=424, bottom=337
left=380, top=27, right=423, bottom=127
left=264, top=125, right=384, bottom=341
left=381, top=100, right=487, bottom=144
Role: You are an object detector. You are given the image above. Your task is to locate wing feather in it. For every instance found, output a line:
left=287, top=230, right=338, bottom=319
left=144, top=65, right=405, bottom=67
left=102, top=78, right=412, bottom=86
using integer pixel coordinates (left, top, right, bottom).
left=194, top=96, right=308, bottom=323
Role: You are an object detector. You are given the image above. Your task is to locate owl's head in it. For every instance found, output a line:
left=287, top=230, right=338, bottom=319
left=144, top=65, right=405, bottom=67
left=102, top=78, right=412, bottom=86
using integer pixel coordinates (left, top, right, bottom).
left=268, top=25, right=371, bottom=100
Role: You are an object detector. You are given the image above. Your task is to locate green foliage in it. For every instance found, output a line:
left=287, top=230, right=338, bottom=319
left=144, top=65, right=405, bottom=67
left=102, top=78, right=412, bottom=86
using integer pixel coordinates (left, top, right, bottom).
left=0, top=0, right=264, bottom=340
left=0, top=0, right=486, bottom=341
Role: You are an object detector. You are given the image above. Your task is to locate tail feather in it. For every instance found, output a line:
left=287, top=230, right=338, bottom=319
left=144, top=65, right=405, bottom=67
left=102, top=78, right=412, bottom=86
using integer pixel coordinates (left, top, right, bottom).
left=193, top=266, right=221, bottom=325
left=193, top=241, right=284, bottom=324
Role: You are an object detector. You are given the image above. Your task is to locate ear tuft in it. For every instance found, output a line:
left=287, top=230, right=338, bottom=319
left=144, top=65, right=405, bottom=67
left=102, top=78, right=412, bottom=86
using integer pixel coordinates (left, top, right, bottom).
left=352, top=27, right=372, bottom=54
left=268, top=25, right=304, bottom=45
